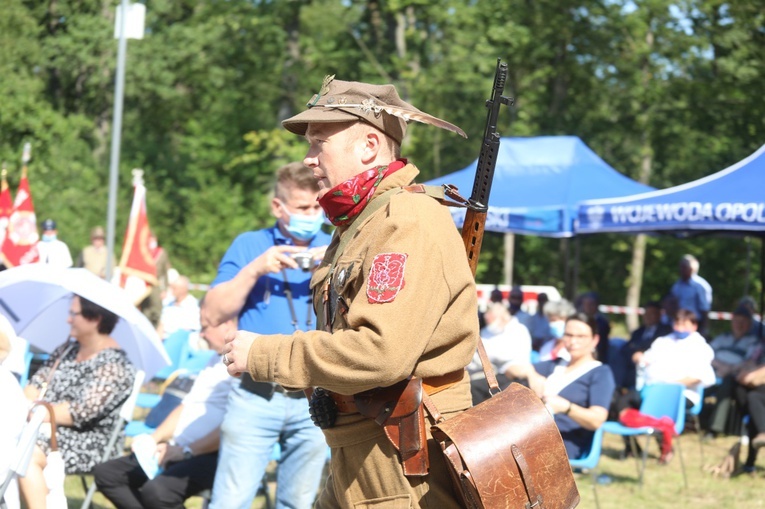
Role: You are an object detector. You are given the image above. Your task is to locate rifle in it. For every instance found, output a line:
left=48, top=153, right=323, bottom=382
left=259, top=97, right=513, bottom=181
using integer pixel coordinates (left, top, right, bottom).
left=461, top=59, right=512, bottom=277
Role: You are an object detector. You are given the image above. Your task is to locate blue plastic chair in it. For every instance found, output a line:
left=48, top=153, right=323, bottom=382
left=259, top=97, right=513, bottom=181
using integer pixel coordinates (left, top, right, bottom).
left=182, top=349, right=217, bottom=374
left=153, top=330, right=191, bottom=381
left=602, top=383, right=688, bottom=487
left=569, top=426, right=605, bottom=509
left=125, top=420, right=156, bottom=438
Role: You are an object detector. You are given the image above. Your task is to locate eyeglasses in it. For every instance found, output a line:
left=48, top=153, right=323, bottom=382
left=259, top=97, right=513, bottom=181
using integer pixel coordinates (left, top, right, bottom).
left=68, top=311, right=83, bottom=318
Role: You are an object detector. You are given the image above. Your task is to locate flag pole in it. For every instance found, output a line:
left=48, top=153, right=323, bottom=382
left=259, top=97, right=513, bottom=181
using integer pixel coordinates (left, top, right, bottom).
left=106, top=0, right=129, bottom=282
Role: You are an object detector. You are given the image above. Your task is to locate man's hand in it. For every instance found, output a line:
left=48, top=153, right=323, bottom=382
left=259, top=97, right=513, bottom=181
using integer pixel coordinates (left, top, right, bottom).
left=248, top=245, right=305, bottom=277
left=223, top=330, right=260, bottom=377
left=156, top=442, right=183, bottom=468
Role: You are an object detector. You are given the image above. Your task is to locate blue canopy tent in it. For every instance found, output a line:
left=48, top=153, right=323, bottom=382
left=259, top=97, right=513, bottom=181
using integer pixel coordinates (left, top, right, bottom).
left=576, top=143, right=765, bottom=235
left=425, top=136, right=655, bottom=237
left=576, top=143, right=765, bottom=339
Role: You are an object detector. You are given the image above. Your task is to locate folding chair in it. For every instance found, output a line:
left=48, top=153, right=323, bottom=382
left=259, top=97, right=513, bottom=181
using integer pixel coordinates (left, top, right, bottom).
left=688, top=386, right=705, bottom=465
left=602, top=383, right=688, bottom=488
left=152, top=331, right=191, bottom=381
left=80, top=370, right=146, bottom=509
left=0, top=403, right=55, bottom=509
left=569, top=426, right=605, bottom=509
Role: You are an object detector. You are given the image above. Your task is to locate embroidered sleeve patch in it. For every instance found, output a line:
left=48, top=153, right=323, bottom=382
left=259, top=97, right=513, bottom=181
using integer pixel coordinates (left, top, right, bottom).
left=367, top=252, right=408, bottom=303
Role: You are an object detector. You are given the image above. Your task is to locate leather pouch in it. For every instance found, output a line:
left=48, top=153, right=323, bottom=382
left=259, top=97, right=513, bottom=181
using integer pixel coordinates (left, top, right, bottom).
left=355, top=377, right=429, bottom=476
left=429, top=383, right=580, bottom=509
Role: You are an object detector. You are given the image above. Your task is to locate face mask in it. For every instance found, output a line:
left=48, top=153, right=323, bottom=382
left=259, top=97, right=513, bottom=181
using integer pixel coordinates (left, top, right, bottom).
left=281, top=202, right=325, bottom=241
left=486, top=321, right=505, bottom=336
left=549, top=321, right=565, bottom=339
left=42, top=233, right=57, bottom=242
left=673, top=330, right=691, bottom=339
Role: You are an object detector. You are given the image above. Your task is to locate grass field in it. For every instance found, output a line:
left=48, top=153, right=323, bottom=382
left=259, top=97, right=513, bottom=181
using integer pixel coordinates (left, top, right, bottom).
left=59, top=431, right=763, bottom=509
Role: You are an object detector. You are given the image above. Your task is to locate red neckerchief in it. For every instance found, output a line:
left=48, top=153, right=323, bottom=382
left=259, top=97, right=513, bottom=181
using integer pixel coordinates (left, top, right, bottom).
left=319, top=159, right=407, bottom=226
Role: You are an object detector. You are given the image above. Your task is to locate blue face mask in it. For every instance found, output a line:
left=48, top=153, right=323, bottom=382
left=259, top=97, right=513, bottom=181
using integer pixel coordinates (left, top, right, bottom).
left=549, top=321, right=565, bottom=339
left=281, top=203, right=325, bottom=241
left=673, top=330, right=691, bottom=339
left=42, top=233, right=57, bottom=242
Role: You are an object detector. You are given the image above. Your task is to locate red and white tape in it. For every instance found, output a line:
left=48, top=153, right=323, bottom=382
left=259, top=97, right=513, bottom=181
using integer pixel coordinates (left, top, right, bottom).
left=598, top=305, right=759, bottom=322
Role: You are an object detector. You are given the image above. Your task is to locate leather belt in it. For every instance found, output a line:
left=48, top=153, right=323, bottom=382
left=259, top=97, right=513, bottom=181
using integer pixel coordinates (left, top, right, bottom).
left=329, top=369, right=465, bottom=414
left=273, top=384, right=306, bottom=399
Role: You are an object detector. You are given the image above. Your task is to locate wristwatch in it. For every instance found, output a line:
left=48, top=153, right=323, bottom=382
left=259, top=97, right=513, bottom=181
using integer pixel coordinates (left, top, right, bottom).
left=182, top=445, right=194, bottom=460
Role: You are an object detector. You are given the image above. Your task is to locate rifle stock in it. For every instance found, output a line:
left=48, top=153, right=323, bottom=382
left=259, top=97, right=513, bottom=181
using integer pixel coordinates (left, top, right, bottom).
left=461, top=60, right=512, bottom=277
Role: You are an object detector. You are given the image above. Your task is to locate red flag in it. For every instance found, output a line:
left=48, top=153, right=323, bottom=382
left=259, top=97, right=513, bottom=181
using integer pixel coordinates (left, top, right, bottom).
left=1, top=166, right=40, bottom=267
left=119, top=176, right=158, bottom=298
left=0, top=168, right=13, bottom=250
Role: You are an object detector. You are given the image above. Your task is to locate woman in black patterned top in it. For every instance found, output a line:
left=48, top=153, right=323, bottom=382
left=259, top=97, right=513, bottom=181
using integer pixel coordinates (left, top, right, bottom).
left=20, top=294, right=136, bottom=509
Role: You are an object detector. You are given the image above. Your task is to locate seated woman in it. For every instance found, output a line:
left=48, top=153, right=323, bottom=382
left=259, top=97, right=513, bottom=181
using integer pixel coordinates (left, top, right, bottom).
left=20, top=294, right=136, bottom=509
left=508, top=313, right=615, bottom=460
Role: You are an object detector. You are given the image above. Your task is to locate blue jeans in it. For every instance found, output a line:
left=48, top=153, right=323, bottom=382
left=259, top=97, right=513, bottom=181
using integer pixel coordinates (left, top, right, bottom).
left=209, top=385, right=327, bottom=509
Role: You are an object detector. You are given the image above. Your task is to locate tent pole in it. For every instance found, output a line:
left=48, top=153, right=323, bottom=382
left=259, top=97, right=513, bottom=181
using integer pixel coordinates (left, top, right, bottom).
left=561, top=238, right=571, bottom=299
left=573, top=236, right=580, bottom=298
left=760, top=237, right=764, bottom=339
left=745, top=237, right=752, bottom=297
left=504, top=233, right=515, bottom=287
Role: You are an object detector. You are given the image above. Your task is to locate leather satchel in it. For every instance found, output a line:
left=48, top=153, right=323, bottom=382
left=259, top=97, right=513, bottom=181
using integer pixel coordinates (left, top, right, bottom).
left=424, top=342, right=580, bottom=509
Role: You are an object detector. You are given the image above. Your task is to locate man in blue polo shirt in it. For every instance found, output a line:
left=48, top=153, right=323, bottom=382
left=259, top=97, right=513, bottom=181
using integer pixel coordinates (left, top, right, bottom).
left=670, top=256, right=710, bottom=334
left=205, top=162, right=330, bottom=509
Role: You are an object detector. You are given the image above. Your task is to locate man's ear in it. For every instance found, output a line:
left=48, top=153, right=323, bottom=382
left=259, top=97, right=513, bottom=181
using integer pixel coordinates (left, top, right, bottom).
left=271, top=197, right=284, bottom=219
left=360, top=129, right=381, bottom=165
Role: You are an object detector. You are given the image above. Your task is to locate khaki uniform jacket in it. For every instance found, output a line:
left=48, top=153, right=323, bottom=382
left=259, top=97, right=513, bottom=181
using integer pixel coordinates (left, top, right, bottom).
left=246, top=164, right=478, bottom=440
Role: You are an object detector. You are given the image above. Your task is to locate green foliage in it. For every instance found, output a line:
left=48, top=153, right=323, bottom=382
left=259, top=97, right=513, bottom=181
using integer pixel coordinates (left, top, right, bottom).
left=0, top=0, right=762, bottom=315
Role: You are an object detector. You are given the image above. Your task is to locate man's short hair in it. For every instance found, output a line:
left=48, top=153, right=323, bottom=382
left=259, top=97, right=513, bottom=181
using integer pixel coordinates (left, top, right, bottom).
left=733, top=305, right=753, bottom=320
left=681, top=254, right=699, bottom=272
left=544, top=299, right=575, bottom=320
left=676, top=308, right=699, bottom=325
left=274, top=162, right=320, bottom=201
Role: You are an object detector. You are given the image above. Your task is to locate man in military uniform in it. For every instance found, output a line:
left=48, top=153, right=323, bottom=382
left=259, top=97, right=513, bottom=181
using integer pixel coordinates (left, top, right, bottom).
left=223, top=77, right=478, bottom=508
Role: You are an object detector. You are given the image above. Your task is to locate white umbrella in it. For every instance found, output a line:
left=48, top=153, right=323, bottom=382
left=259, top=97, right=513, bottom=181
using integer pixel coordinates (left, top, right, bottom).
left=0, top=264, right=170, bottom=379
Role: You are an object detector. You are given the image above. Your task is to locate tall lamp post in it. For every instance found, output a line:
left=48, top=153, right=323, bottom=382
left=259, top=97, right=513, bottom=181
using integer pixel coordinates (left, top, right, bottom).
left=106, top=0, right=145, bottom=282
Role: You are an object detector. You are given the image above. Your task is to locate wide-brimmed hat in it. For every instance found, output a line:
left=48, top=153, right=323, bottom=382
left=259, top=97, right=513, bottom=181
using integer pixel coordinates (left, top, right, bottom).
left=282, top=76, right=466, bottom=144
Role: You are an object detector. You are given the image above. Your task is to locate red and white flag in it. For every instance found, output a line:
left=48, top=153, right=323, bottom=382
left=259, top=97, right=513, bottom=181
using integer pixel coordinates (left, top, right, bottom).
left=118, top=171, right=157, bottom=303
left=1, top=159, right=40, bottom=267
left=0, top=168, right=13, bottom=250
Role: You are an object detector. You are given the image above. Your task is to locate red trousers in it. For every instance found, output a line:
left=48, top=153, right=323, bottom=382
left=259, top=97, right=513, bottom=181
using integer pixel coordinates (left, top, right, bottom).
left=619, top=408, right=677, bottom=456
